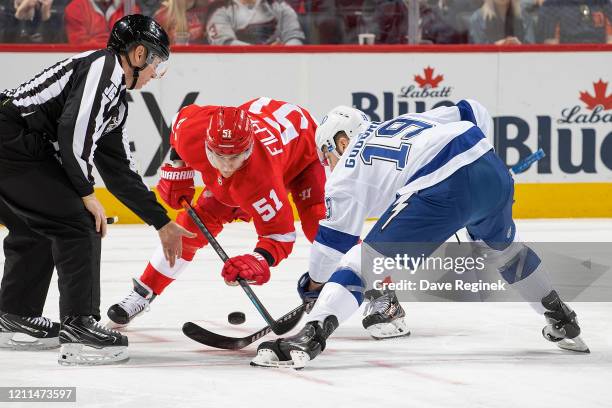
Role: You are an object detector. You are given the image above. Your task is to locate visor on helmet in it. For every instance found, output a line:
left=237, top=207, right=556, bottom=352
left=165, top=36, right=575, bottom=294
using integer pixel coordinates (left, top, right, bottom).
left=146, top=52, right=168, bottom=78
left=205, top=141, right=253, bottom=174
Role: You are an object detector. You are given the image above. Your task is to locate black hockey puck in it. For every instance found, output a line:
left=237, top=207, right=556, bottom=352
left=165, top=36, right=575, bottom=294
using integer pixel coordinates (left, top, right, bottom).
left=228, top=311, right=246, bottom=325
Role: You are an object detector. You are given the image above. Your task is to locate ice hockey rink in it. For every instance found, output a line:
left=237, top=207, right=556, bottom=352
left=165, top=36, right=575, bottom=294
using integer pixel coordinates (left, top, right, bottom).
left=1, top=219, right=611, bottom=408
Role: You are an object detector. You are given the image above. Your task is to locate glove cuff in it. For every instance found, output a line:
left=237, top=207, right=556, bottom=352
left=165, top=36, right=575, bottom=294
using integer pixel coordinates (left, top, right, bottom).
left=160, top=165, right=195, bottom=181
left=253, top=248, right=274, bottom=266
left=251, top=252, right=267, bottom=264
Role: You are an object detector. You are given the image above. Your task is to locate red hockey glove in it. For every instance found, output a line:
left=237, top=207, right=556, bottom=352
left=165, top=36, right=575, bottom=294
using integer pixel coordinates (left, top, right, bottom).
left=221, top=253, right=270, bottom=285
left=157, top=163, right=195, bottom=210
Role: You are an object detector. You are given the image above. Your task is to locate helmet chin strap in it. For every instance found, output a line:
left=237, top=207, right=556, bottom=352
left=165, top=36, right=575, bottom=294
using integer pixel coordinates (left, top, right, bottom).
left=125, top=52, right=148, bottom=90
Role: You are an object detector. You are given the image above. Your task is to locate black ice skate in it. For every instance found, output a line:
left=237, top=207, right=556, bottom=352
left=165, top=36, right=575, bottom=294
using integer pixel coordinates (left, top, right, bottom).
left=541, top=290, right=589, bottom=353
left=0, top=311, right=60, bottom=350
left=362, top=290, right=410, bottom=339
left=107, top=278, right=155, bottom=329
left=58, top=316, right=129, bottom=365
left=251, top=315, right=339, bottom=369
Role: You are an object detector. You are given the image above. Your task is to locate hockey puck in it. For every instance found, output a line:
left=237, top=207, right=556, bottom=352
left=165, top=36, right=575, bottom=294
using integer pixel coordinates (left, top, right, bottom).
left=228, top=311, right=246, bottom=325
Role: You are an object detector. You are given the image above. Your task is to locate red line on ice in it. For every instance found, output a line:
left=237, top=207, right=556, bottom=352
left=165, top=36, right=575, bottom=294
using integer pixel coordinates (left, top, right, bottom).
left=268, top=368, right=335, bottom=386
left=368, top=360, right=466, bottom=386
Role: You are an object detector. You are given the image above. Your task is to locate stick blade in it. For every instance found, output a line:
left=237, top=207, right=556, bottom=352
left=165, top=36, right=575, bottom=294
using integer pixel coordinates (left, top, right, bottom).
left=182, top=322, right=258, bottom=350
left=182, top=304, right=305, bottom=350
left=270, top=305, right=306, bottom=335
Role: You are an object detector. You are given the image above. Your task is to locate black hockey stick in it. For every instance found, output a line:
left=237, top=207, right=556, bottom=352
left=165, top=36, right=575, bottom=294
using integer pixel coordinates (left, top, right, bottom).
left=182, top=303, right=305, bottom=350
left=179, top=198, right=305, bottom=336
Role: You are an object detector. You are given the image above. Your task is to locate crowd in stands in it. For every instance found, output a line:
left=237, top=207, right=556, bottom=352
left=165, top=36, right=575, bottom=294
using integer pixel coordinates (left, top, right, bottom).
left=0, top=0, right=611, bottom=45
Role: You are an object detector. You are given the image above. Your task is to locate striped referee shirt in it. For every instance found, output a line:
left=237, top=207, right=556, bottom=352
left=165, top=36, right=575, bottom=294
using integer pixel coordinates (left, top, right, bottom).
left=1, top=49, right=170, bottom=229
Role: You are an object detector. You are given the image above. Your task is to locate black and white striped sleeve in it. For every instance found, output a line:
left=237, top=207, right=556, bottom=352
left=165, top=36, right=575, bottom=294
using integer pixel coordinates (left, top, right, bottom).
left=57, top=52, right=122, bottom=197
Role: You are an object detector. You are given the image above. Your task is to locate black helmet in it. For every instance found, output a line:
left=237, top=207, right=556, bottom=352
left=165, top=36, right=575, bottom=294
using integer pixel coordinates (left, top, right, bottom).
left=108, top=14, right=170, bottom=61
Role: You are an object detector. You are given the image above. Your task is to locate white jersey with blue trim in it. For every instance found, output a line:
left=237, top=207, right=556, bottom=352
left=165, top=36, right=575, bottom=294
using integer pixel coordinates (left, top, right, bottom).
left=309, top=99, right=495, bottom=282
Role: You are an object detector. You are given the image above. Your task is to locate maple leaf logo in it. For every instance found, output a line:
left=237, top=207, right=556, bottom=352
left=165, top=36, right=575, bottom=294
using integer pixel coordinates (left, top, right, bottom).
left=579, top=79, right=612, bottom=110
left=414, top=66, right=444, bottom=89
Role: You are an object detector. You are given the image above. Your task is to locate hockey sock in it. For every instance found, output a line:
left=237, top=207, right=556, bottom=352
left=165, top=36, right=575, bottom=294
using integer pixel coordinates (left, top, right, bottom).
left=140, top=245, right=192, bottom=294
left=501, top=246, right=553, bottom=314
left=308, top=282, right=360, bottom=324
left=509, top=264, right=554, bottom=314
left=308, top=267, right=364, bottom=323
left=140, top=264, right=174, bottom=295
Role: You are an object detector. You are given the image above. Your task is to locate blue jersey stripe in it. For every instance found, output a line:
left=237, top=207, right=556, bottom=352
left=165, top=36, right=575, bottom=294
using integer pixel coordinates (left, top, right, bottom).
left=314, top=225, right=360, bottom=254
left=406, top=126, right=486, bottom=185
left=456, top=100, right=477, bottom=125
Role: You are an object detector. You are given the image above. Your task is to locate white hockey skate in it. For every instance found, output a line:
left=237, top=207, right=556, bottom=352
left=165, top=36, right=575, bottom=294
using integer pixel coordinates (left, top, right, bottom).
left=106, top=278, right=155, bottom=329
left=362, top=290, right=410, bottom=340
left=0, top=312, right=60, bottom=350
left=541, top=290, right=589, bottom=353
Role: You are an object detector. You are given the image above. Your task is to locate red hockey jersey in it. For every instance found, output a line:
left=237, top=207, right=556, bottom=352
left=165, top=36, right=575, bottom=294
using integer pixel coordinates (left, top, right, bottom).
left=170, top=97, right=320, bottom=265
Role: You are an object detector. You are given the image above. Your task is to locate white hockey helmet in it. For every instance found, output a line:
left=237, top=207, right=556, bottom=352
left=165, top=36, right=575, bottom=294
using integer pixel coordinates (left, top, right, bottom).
left=315, top=105, right=368, bottom=165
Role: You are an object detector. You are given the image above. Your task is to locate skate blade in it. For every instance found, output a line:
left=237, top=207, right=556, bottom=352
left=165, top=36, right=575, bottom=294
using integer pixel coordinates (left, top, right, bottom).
left=250, top=349, right=310, bottom=369
left=0, top=332, right=59, bottom=350
left=58, top=343, right=129, bottom=366
left=367, top=319, right=411, bottom=340
left=542, top=325, right=590, bottom=353
left=557, top=336, right=590, bottom=353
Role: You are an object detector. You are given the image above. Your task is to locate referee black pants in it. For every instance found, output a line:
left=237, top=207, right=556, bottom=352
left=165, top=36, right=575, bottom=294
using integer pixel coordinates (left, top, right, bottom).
left=0, top=107, right=101, bottom=319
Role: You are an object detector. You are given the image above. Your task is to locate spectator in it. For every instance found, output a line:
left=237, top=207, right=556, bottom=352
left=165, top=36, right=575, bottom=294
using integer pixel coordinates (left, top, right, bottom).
left=289, top=0, right=408, bottom=44
left=288, top=0, right=409, bottom=45
left=206, top=0, right=305, bottom=45
left=421, top=0, right=482, bottom=44
left=138, top=0, right=162, bottom=16
left=469, top=0, right=526, bottom=44
left=521, top=0, right=544, bottom=43
left=537, top=0, right=612, bottom=44
left=64, top=0, right=140, bottom=46
left=0, top=0, right=67, bottom=43
left=362, top=0, right=409, bottom=44
left=154, top=0, right=210, bottom=44
left=285, top=0, right=337, bottom=44
left=331, top=0, right=364, bottom=43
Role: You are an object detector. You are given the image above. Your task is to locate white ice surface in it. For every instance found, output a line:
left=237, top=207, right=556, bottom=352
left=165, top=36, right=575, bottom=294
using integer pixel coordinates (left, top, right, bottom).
left=1, top=219, right=611, bottom=408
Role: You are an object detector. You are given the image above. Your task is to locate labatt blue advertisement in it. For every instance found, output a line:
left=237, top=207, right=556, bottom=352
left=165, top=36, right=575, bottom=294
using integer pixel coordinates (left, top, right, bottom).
left=2, top=50, right=609, bottom=219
